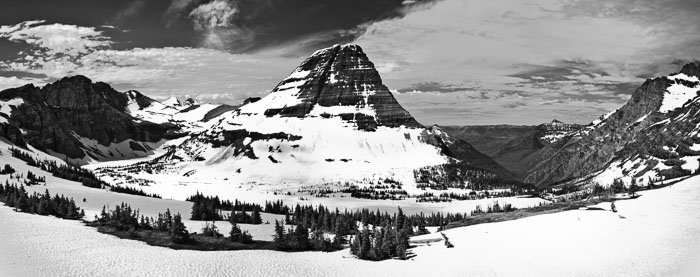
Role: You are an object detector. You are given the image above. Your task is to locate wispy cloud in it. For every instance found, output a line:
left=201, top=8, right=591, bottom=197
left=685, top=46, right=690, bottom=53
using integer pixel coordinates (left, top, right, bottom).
left=358, top=0, right=700, bottom=124
left=0, top=20, right=111, bottom=56
left=0, top=21, right=299, bottom=102
left=2, top=0, right=700, bottom=126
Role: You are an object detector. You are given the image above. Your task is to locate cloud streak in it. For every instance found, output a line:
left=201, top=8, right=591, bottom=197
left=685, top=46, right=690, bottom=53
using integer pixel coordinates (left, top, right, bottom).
left=3, top=0, right=700, bottom=126
left=356, top=0, right=700, bottom=124
left=0, top=20, right=111, bottom=56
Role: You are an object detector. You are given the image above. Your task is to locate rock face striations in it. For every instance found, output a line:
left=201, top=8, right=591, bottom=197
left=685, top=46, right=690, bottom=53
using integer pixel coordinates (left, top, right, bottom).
left=260, top=44, right=422, bottom=131
left=0, top=76, right=174, bottom=163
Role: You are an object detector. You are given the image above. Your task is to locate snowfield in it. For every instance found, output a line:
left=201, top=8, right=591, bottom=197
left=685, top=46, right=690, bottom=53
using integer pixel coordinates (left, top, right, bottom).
left=0, top=97, right=23, bottom=123
left=661, top=74, right=700, bottom=113
left=2, top=175, right=700, bottom=276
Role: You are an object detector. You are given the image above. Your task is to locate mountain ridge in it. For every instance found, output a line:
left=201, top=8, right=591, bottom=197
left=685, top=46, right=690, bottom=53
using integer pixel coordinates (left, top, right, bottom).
left=524, top=62, right=700, bottom=187
left=0, top=44, right=516, bottom=189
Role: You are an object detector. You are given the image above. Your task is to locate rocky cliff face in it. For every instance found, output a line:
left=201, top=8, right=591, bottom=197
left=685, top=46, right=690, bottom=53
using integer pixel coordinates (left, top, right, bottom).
left=261, top=44, right=422, bottom=131
left=525, top=63, right=700, bottom=186
left=0, top=76, right=174, bottom=163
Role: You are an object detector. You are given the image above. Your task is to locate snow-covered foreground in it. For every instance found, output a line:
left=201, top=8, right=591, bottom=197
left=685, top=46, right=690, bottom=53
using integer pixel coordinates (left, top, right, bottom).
left=2, top=177, right=700, bottom=276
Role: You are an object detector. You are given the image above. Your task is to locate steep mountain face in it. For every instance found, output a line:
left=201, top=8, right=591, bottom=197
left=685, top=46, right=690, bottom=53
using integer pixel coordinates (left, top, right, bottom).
left=525, top=63, right=700, bottom=187
left=257, top=44, right=422, bottom=131
left=0, top=76, right=183, bottom=164
left=441, top=120, right=582, bottom=180
left=154, top=44, right=508, bottom=186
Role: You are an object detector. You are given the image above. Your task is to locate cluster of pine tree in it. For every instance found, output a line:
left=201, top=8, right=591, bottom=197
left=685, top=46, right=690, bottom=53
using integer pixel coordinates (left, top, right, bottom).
left=0, top=164, right=15, bottom=174
left=414, top=161, right=534, bottom=193
left=284, top=203, right=466, bottom=235
left=226, top=206, right=262, bottom=224
left=263, top=199, right=291, bottom=214
left=95, top=203, right=193, bottom=244
left=273, top=220, right=340, bottom=251
left=0, top=182, right=84, bottom=219
left=10, top=147, right=109, bottom=189
left=228, top=222, right=253, bottom=243
left=200, top=221, right=223, bottom=238
left=25, top=170, right=46, bottom=185
left=341, top=187, right=408, bottom=200
left=188, top=192, right=290, bottom=221
left=110, top=185, right=161, bottom=198
left=350, top=208, right=411, bottom=260
left=471, top=201, right=516, bottom=215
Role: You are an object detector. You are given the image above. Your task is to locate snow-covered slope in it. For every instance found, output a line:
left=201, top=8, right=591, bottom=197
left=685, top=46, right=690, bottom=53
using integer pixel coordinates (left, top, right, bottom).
left=2, top=172, right=699, bottom=277
left=0, top=98, right=23, bottom=124
left=154, top=44, right=450, bottom=186
left=122, top=91, right=221, bottom=132
left=660, top=73, right=700, bottom=113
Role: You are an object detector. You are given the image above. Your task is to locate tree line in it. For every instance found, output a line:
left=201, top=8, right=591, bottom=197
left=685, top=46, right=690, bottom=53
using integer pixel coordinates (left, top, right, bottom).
left=10, top=147, right=109, bottom=189
left=110, top=185, right=161, bottom=198
left=0, top=181, right=85, bottom=220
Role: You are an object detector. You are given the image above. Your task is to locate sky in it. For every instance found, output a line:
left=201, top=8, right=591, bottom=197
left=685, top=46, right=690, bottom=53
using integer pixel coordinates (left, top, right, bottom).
left=1, top=0, right=700, bottom=125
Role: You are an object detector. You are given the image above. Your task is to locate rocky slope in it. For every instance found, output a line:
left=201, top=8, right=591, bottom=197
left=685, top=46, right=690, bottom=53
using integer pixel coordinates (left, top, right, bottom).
left=525, top=63, right=700, bottom=187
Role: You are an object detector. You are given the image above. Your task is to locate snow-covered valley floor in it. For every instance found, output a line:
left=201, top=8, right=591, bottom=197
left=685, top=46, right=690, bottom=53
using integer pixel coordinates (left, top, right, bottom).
left=2, top=176, right=700, bottom=276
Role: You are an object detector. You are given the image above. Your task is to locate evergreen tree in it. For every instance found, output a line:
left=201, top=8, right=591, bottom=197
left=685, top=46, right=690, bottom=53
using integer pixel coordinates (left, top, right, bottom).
left=294, top=223, right=310, bottom=250
left=350, top=230, right=361, bottom=255
left=395, top=229, right=409, bottom=260
left=252, top=206, right=262, bottom=224
left=274, top=220, right=285, bottom=248
left=359, top=226, right=371, bottom=259
left=170, top=213, right=192, bottom=244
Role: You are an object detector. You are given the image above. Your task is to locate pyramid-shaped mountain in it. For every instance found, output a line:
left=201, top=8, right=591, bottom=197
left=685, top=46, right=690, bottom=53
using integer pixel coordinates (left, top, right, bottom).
left=160, top=44, right=513, bottom=185
left=248, top=44, right=421, bottom=131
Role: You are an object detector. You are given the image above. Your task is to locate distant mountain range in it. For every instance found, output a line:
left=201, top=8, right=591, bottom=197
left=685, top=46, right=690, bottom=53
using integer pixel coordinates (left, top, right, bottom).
left=440, top=119, right=583, bottom=180
left=0, top=44, right=515, bottom=189
left=2, top=44, right=700, bottom=191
